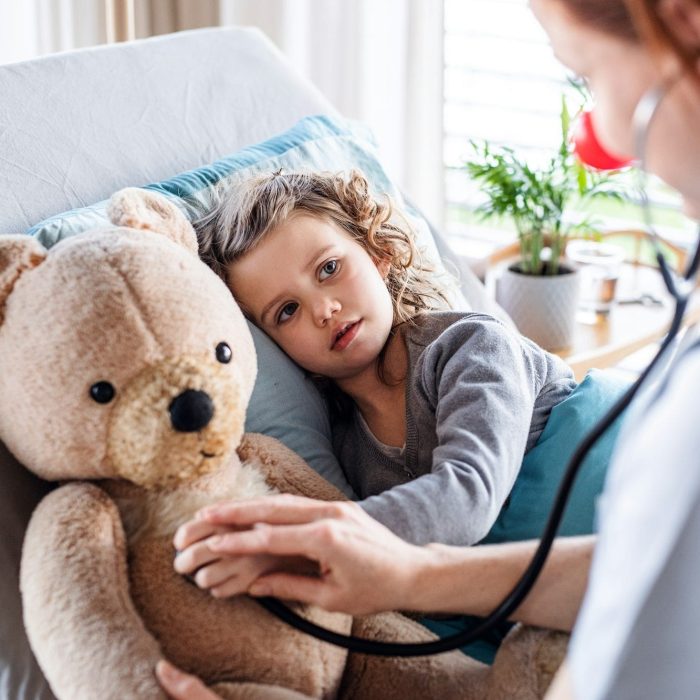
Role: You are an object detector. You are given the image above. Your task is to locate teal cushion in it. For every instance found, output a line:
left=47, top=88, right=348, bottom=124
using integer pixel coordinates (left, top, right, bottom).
left=27, top=115, right=461, bottom=499
left=423, top=369, right=631, bottom=664
left=483, top=368, right=631, bottom=545
left=420, top=615, right=514, bottom=666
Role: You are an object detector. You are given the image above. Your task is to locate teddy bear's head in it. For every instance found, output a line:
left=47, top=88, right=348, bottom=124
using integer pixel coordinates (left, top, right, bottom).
left=0, top=189, right=256, bottom=488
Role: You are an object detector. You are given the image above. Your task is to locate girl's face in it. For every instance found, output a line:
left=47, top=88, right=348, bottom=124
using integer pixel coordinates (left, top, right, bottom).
left=531, top=0, right=700, bottom=218
left=227, top=213, right=395, bottom=384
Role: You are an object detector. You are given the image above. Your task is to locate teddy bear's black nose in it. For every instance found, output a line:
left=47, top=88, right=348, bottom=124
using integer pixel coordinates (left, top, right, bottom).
left=169, top=389, right=214, bottom=432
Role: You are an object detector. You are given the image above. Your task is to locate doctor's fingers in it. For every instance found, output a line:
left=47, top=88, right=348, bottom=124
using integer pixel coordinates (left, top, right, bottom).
left=157, top=660, right=222, bottom=700
left=173, top=519, right=230, bottom=550
left=192, top=554, right=276, bottom=590
left=199, top=494, right=357, bottom=527
left=173, top=538, right=225, bottom=575
left=248, top=572, right=333, bottom=609
left=207, top=520, right=349, bottom=561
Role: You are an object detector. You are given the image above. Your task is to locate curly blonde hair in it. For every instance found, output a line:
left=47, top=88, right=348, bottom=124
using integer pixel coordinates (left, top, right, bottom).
left=195, top=169, right=452, bottom=326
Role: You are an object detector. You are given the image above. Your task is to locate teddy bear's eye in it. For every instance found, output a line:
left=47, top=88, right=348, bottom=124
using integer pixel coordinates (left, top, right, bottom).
left=216, top=342, right=232, bottom=364
left=90, top=381, right=115, bottom=404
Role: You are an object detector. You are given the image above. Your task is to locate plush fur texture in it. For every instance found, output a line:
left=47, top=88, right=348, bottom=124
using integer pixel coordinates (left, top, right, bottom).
left=0, top=188, right=566, bottom=699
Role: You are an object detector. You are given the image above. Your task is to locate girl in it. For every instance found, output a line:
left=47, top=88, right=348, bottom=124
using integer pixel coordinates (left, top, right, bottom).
left=174, top=168, right=591, bottom=590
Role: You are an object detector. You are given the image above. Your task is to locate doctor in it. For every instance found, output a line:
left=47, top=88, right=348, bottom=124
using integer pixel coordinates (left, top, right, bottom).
left=159, top=1, right=700, bottom=698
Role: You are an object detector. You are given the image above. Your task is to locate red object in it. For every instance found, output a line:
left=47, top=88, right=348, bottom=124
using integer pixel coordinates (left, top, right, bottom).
left=571, top=110, right=633, bottom=170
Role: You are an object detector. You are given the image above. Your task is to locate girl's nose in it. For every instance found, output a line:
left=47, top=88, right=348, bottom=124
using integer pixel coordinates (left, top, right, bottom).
left=313, top=297, right=341, bottom=326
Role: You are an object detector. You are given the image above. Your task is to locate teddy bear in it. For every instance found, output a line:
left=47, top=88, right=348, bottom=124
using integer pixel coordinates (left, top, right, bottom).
left=0, top=188, right=567, bottom=699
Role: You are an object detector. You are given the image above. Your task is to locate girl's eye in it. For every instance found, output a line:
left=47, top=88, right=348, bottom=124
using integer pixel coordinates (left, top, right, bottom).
left=277, top=301, right=298, bottom=324
left=319, top=259, right=338, bottom=280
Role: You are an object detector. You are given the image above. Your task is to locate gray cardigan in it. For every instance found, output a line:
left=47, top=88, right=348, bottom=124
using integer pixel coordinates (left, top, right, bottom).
left=332, top=312, right=577, bottom=546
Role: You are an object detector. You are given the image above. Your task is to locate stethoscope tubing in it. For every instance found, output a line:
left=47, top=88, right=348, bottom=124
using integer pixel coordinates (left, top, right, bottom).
left=256, top=82, right=699, bottom=653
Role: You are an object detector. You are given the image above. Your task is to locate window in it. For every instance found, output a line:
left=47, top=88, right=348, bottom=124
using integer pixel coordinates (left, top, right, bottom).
left=443, top=0, right=696, bottom=261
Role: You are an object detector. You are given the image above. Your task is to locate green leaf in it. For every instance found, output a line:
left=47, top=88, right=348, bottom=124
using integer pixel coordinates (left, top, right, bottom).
left=576, top=162, right=587, bottom=195
left=462, top=97, right=629, bottom=276
left=560, top=95, right=570, bottom=144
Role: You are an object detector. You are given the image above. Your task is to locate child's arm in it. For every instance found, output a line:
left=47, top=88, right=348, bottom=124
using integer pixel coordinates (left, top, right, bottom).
left=360, top=316, right=575, bottom=546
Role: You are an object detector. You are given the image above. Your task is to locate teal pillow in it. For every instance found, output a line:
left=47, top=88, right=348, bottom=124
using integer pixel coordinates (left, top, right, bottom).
left=483, top=368, right=631, bottom=544
left=28, top=115, right=449, bottom=272
left=246, top=324, right=348, bottom=490
left=27, top=115, right=462, bottom=499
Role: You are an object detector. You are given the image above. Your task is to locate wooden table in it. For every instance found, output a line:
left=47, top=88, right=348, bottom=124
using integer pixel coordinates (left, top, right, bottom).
left=559, top=264, right=700, bottom=379
left=487, top=260, right=700, bottom=381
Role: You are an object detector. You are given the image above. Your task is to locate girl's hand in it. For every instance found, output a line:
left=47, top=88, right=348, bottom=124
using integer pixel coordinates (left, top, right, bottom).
left=175, top=494, right=436, bottom=615
left=156, top=660, right=222, bottom=700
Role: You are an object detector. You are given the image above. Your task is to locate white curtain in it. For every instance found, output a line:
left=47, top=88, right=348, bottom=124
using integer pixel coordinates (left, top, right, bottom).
left=0, top=0, right=105, bottom=62
left=215, top=0, right=445, bottom=225
left=0, top=0, right=445, bottom=226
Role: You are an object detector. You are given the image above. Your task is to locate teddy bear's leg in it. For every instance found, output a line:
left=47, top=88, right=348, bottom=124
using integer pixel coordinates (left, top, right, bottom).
left=21, top=483, right=168, bottom=700
left=483, top=624, right=569, bottom=700
left=210, top=681, right=313, bottom=699
left=210, top=682, right=312, bottom=700
left=338, top=612, right=490, bottom=700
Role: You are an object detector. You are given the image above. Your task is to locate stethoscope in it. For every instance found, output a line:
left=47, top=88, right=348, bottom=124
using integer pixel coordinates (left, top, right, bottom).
left=256, top=86, right=700, bottom=656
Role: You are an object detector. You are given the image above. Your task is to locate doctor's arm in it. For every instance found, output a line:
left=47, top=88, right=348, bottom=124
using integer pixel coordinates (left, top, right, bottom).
left=175, top=495, right=593, bottom=632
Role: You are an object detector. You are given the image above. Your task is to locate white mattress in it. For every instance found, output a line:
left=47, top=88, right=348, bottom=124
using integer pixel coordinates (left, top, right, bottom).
left=0, top=27, right=336, bottom=232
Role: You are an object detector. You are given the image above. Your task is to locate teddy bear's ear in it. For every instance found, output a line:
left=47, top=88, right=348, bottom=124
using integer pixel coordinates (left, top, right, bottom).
left=0, top=235, right=47, bottom=324
left=107, top=188, right=199, bottom=255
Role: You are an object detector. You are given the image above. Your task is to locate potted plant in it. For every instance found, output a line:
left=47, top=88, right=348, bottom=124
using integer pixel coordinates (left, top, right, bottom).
left=465, top=95, right=626, bottom=350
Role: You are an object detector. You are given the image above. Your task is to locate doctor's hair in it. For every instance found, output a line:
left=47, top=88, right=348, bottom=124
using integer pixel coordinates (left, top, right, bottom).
left=562, top=0, right=700, bottom=82
left=195, top=169, right=453, bottom=325
left=558, top=0, right=639, bottom=39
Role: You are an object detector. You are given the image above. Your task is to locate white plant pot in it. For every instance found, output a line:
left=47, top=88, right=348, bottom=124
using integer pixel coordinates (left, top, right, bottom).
left=495, top=264, right=581, bottom=351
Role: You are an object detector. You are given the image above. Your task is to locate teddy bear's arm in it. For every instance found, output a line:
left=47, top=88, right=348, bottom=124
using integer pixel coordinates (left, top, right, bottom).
left=238, top=433, right=348, bottom=502
left=20, top=482, right=168, bottom=700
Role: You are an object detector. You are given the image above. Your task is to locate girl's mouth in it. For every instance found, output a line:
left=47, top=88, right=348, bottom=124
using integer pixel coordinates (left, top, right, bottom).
left=332, top=320, right=361, bottom=350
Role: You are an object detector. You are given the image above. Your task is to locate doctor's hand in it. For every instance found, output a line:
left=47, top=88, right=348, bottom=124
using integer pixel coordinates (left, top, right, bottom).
left=172, top=520, right=285, bottom=600
left=172, top=515, right=319, bottom=600
left=175, top=495, right=435, bottom=616
left=157, top=660, right=222, bottom=700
